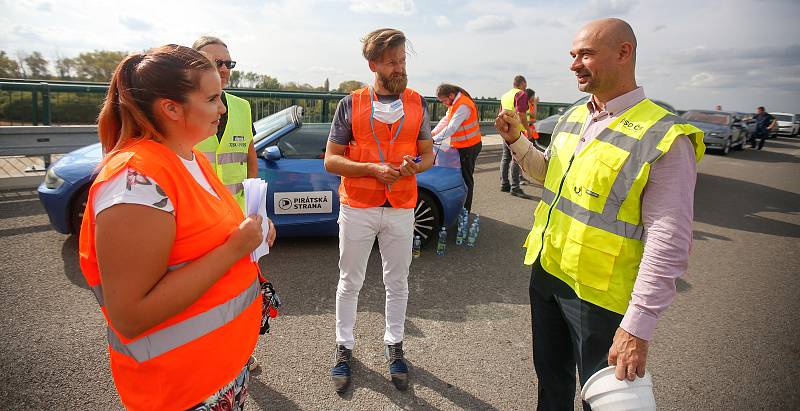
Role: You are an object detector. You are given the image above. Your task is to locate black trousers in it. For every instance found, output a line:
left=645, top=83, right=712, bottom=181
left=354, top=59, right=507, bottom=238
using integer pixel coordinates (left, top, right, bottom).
left=529, top=258, right=623, bottom=411
left=457, top=141, right=482, bottom=212
left=750, top=130, right=768, bottom=150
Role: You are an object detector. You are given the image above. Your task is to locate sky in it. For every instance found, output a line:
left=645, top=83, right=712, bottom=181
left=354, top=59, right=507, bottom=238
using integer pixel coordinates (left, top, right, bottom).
left=2, top=0, right=799, bottom=113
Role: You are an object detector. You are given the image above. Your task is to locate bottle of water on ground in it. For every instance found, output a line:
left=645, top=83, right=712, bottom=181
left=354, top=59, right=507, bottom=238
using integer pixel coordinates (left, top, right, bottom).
left=456, top=208, right=468, bottom=245
left=412, top=235, right=421, bottom=259
left=436, top=227, right=447, bottom=255
left=467, top=214, right=480, bottom=247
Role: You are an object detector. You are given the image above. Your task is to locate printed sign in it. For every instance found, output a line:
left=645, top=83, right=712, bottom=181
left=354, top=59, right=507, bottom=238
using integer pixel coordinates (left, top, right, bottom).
left=274, top=191, right=333, bottom=214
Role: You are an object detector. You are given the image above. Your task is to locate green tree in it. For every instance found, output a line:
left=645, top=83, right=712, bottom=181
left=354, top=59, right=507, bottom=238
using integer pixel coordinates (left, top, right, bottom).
left=0, top=51, right=21, bottom=77
left=257, top=75, right=281, bottom=90
left=336, top=80, right=366, bottom=93
left=23, top=51, right=50, bottom=79
left=73, top=50, right=127, bottom=82
left=55, top=56, right=76, bottom=79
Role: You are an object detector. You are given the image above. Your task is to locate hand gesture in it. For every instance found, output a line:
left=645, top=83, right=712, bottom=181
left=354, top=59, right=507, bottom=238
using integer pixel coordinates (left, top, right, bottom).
left=226, top=214, right=264, bottom=258
left=265, top=217, right=276, bottom=247
left=495, top=109, right=523, bottom=144
left=398, top=155, right=420, bottom=177
left=372, top=163, right=401, bottom=184
left=607, top=327, right=649, bottom=381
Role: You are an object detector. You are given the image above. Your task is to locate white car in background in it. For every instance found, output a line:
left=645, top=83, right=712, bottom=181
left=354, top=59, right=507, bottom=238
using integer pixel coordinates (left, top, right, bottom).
left=772, top=112, right=799, bottom=136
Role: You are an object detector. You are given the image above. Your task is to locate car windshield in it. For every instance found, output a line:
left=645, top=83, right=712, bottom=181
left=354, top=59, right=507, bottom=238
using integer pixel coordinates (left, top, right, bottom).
left=773, top=114, right=792, bottom=121
left=682, top=112, right=730, bottom=125
left=254, top=106, right=298, bottom=143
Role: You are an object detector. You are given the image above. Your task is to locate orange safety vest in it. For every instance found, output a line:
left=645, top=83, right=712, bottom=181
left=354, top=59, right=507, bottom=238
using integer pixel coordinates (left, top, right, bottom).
left=339, top=86, right=423, bottom=208
left=527, top=100, right=540, bottom=140
left=79, top=140, right=261, bottom=411
left=447, top=93, right=482, bottom=148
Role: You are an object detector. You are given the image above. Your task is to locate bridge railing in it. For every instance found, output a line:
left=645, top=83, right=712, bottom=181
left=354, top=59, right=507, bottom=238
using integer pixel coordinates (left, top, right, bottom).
left=1, top=78, right=570, bottom=127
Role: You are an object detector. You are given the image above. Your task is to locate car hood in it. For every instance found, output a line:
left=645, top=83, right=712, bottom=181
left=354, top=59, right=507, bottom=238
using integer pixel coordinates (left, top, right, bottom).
left=536, top=115, right=560, bottom=134
left=51, top=142, right=102, bottom=183
left=684, top=120, right=728, bottom=135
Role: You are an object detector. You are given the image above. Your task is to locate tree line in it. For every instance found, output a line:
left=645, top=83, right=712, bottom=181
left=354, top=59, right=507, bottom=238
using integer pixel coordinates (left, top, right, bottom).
left=0, top=49, right=366, bottom=93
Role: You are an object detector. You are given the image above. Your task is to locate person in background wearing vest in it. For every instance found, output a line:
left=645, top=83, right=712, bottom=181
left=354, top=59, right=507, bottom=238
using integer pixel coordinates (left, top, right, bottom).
left=432, top=83, right=483, bottom=213
left=192, top=36, right=265, bottom=373
left=192, top=36, right=258, bottom=212
left=324, top=28, right=435, bottom=394
left=499, top=75, right=530, bottom=198
left=495, top=18, right=704, bottom=410
left=81, top=44, right=276, bottom=410
left=525, top=89, right=540, bottom=142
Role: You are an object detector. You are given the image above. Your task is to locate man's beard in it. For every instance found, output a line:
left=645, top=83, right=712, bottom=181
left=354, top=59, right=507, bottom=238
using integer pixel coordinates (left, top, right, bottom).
left=378, top=71, right=408, bottom=94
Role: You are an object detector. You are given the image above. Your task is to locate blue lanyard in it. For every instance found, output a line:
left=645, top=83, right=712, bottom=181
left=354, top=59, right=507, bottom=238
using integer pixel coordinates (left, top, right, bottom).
left=368, top=87, right=405, bottom=164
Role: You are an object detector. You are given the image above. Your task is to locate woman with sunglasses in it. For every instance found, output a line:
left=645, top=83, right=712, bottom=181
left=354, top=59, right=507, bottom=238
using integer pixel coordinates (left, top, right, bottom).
left=80, top=44, right=275, bottom=410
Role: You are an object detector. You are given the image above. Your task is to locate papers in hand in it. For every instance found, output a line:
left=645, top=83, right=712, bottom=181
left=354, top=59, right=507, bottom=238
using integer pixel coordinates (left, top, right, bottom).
left=243, top=178, right=270, bottom=262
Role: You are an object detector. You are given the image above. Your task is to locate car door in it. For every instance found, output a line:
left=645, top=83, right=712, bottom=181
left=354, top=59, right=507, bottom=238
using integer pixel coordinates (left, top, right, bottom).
left=258, top=124, right=341, bottom=237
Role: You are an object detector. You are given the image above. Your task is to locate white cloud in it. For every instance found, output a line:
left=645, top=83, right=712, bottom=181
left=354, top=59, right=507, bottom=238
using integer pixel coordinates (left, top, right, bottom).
left=435, top=15, right=451, bottom=28
left=465, top=15, right=515, bottom=33
left=349, top=0, right=415, bottom=15
left=586, top=0, right=639, bottom=18
left=119, top=16, right=152, bottom=32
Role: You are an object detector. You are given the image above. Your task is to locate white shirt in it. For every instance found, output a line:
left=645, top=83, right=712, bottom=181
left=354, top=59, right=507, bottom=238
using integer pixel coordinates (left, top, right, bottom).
left=93, top=153, right=219, bottom=217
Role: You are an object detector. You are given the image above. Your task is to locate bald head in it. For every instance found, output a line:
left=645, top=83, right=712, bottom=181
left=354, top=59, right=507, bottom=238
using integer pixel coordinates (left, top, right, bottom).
left=570, top=18, right=638, bottom=101
left=579, top=18, right=637, bottom=63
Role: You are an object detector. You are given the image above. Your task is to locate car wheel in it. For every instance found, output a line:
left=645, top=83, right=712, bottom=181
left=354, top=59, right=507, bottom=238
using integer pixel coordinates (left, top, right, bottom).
left=720, top=138, right=730, bottom=155
left=414, top=190, right=442, bottom=247
left=70, top=186, right=89, bottom=234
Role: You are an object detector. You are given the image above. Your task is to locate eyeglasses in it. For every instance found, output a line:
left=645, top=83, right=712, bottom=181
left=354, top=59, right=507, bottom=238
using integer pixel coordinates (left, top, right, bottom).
left=215, top=60, right=237, bottom=69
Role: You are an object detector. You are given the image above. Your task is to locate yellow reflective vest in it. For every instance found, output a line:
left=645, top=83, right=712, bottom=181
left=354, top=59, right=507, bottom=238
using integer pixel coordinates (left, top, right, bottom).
left=523, top=99, right=705, bottom=314
left=195, top=92, right=253, bottom=211
left=500, top=88, right=523, bottom=112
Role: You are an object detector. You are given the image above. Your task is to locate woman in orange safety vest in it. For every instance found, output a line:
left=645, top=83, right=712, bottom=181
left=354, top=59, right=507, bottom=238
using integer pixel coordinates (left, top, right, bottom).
left=79, top=44, right=275, bottom=410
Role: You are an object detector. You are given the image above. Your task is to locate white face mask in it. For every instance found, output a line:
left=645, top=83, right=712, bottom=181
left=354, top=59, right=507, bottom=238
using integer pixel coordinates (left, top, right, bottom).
left=372, top=98, right=405, bottom=124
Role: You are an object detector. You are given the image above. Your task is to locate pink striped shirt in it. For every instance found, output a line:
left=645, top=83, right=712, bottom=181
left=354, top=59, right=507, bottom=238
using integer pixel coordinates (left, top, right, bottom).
left=508, top=87, right=697, bottom=341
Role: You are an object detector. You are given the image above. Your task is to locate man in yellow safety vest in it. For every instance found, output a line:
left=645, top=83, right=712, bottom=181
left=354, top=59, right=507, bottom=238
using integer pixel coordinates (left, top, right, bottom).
left=193, top=36, right=258, bottom=211
left=495, top=18, right=704, bottom=409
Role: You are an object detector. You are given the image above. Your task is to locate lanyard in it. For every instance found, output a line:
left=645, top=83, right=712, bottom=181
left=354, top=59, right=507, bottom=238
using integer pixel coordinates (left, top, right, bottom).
left=368, top=87, right=405, bottom=164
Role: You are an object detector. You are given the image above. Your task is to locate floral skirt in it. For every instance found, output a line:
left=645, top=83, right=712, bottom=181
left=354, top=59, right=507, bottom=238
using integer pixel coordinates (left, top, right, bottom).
left=187, top=365, right=249, bottom=411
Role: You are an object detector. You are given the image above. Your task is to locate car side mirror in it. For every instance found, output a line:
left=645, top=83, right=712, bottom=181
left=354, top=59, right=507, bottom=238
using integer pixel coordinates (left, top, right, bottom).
left=263, top=146, right=282, bottom=160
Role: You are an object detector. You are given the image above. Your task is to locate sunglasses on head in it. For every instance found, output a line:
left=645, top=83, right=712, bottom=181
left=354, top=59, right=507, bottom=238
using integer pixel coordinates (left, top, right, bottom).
left=215, top=60, right=236, bottom=69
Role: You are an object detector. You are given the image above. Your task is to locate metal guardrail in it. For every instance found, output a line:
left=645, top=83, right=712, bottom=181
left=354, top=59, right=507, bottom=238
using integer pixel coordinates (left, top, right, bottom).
left=1, top=78, right=570, bottom=126
left=0, top=125, right=98, bottom=168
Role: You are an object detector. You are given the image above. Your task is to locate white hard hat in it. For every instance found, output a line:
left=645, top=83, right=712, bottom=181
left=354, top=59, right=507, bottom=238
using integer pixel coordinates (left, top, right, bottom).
left=581, top=366, right=656, bottom=411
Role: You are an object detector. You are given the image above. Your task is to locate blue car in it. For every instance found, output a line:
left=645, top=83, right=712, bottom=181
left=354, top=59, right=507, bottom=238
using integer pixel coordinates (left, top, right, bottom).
left=38, top=106, right=467, bottom=244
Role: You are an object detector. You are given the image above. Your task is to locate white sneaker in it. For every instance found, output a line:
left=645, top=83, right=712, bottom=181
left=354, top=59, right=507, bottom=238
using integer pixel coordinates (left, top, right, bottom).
left=247, top=355, right=260, bottom=372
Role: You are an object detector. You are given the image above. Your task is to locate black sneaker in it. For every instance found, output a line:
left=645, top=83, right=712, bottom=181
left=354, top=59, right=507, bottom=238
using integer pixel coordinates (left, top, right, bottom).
left=510, top=187, right=529, bottom=198
left=384, top=342, right=409, bottom=391
left=500, top=184, right=511, bottom=192
left=330, top=345, right=352, bottom=393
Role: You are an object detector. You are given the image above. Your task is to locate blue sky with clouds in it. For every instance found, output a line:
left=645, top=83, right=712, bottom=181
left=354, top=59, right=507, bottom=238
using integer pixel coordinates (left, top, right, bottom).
left=2, top=0, right=799, bottom=113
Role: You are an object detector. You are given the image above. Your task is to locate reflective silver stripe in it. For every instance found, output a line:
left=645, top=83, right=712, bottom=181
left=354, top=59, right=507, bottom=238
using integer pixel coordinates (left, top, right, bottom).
left=91, top=284, right=104, bottom=306
left=542, top=187, right=556, bottom=205
left=201, top=152, right=216, bottom=164
left=107, top=278, right=260, bottom=362
left=555, top=195, right=644, bottom=239
left=451, top=129, right=481, bottom=143
left=554, top=121, right=584, bottom=137
left=90, top=262, right=192, bottom=308
left=217, top=152, right=248, bottom=164
left=225, top=183, right=244, bottom=195
left=460, top=119, right=479, bottom=130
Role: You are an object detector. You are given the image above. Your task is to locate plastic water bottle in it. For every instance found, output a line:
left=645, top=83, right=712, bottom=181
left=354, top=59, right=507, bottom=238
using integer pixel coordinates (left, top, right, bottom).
left=436, top=227, right=447, bottom=255
left=412, top=235, right=421, bottom=259
left=467, top=214, right=480, bottom=247
left=456, top=213, right=468, bottom=245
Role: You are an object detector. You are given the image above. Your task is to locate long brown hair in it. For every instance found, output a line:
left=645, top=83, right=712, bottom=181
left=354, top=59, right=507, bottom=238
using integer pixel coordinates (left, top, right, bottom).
left=97, top=44, right=215, bottom=156
left=436, top=83, right=471, bottom=99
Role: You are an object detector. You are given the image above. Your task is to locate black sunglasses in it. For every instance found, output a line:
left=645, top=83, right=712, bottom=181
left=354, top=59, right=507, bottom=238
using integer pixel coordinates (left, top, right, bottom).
left=215, top=59, right=236, bottom=69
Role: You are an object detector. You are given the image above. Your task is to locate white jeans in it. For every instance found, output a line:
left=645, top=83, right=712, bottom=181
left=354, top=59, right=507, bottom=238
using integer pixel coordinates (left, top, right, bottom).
left=335, top=204, right=414, bottom=349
